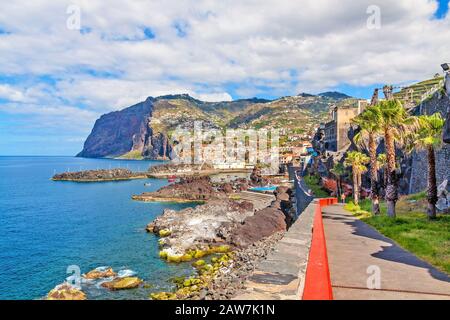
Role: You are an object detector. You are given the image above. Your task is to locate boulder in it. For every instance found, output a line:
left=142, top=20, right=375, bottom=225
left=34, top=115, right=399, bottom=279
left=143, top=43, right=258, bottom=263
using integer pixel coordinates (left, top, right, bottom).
left=83, top=267, right=116, bottom=280
left=221, top=183, right=234, bottom=194
left=46, top=283, right=86, bottom=300
left=101, top=277, right=143, bottom=290
left=149, top=199, right=255, bottom=256
left=134, top=176, right=218, bottom=201
left=229, top=207, right=287, bottom=248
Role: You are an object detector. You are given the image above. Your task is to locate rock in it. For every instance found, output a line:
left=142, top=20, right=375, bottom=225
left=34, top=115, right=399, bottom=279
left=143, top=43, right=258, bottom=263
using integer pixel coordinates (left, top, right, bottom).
left=199, top=289, right=207, bottom=300
left=101, top=277, right=143, bottom=290
left=133, top=176, right=220, bottom=202
left=149, top=199, right=254, bottom=256
left=221, top=183, right=234, bottom=194
left=46, top=283, right=87, bottom=300
left=52, top=169, right=146, bottom=182
left=83, top=267, right=116, bottom=280
left=229, top=208, right=287, bottom=248
left=250, top=166, right=268, bottom=186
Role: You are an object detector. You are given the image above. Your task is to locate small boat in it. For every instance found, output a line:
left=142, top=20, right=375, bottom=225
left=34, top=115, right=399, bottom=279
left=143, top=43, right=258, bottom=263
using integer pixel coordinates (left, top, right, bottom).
left=168, top=175, right=177, bottom=183
left=144, top=183, right=152, bottom=187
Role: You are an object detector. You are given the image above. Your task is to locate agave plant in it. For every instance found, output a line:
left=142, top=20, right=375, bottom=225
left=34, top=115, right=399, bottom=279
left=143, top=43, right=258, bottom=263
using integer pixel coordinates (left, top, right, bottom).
left=344, top=151, right=370, bottom=205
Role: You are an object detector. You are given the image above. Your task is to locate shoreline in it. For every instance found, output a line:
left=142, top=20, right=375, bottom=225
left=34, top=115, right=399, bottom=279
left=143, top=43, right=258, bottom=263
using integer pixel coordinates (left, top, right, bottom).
left=51, top=175, right=150, bottom=182
left=132, top=195, right=207, bottom=204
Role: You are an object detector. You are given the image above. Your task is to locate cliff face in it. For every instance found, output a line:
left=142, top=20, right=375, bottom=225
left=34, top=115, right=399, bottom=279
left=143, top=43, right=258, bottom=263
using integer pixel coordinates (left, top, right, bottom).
left=77, top=98, right=171, bottom=159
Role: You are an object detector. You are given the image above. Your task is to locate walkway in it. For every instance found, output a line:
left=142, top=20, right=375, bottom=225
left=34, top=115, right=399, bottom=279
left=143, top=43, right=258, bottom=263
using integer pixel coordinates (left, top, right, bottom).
left=322, top=204, right=450, bottom=300
left=235, top=191, right=276, bottom=211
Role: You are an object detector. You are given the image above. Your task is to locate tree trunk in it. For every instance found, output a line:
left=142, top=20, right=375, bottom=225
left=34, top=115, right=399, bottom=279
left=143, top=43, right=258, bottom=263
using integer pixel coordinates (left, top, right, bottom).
left=353, top=170, right=359, bottom=205
left=336, top=177, right=341, bottom=200
left=369, top=134, right=380, bottom=215
left=427, top=145, right=438, bottom=220
left=385, top=128, right=398, bottom=218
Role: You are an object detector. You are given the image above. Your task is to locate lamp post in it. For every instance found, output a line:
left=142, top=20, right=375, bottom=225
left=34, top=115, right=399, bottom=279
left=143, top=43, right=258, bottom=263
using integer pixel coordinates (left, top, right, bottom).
left=441, top=63, right=450, bottom=143
left=442, top=63, right=450, bottom=96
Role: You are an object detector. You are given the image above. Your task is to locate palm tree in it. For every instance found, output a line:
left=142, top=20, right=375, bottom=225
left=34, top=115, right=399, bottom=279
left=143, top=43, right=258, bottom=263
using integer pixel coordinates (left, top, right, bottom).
left=353, top=106, right=383, bottom=215
left=376, top=100, right=412, bottom=218
left=377, top=153, right=387, bottom=193
left=407, top=113, right=445, bottom=219
left=344, top=151, right=370, bottom=205
left=331, top=162, right=346, bottom=200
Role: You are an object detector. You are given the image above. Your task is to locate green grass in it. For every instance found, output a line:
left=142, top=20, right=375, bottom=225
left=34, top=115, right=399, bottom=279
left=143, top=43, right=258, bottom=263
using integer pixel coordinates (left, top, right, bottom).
left=303, top=175, right=330, bottom=198
left=344, top=197, right=450, bottom=274
left=405, top=191, right=427, bottom=201
left=117, top=150, right=144, bottom=160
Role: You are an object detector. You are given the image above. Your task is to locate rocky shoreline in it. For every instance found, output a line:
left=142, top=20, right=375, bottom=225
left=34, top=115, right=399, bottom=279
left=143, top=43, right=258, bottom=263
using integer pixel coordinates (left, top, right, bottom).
left=52, top=168, right=148, bottom=182
left=47, top=167, right=295, bottom=300
left=145, top=179, right=296, bottom=300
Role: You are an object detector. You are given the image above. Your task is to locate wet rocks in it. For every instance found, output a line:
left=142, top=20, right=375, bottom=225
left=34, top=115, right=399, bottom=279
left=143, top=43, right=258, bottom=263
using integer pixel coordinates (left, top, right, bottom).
left=83, top=267, right=116, bottom=280
left=150, top=232, right=284, bottom=300
left=101, top=277, right=143, bottom=291
left=147, top=199, right=255, bottom=257
left=46, top=283, right=87, bottom=300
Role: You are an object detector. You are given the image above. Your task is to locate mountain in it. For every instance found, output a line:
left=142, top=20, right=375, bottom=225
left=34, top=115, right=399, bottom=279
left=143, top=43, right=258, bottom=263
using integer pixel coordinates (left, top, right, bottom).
left=78, top=93, right=351, bottom=159
left=318, top=91, right=352, bottom=99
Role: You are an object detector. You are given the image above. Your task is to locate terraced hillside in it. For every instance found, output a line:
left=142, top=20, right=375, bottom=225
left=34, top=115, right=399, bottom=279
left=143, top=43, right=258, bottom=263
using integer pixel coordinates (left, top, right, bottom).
left=394, top=76, right=444, bottom=105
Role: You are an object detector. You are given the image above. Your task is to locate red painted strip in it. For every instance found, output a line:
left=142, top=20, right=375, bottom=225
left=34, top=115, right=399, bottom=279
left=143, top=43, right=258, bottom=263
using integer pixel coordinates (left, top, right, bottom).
left=302, top=198, right=335, bottom=300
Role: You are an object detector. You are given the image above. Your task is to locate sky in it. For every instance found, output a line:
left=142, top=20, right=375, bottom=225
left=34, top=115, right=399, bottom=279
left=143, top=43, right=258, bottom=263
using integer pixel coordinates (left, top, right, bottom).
left=0, top=0, right=449, bottom=156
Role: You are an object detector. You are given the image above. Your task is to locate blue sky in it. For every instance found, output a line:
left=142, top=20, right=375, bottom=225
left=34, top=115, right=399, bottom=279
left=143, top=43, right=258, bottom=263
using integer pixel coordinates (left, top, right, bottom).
left=0, top=0, right=449, bottom=155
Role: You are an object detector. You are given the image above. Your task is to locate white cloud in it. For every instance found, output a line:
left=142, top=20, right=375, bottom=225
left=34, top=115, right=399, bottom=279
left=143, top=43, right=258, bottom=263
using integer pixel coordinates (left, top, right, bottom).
left=0, top=0, right=449, bottom=139
left=191, top=92, right=233, bottom=102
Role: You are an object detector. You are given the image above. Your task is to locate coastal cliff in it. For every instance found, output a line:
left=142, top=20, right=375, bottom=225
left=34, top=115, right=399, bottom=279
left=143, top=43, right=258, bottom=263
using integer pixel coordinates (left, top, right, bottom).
left=77, top=97, right=171, bottom=160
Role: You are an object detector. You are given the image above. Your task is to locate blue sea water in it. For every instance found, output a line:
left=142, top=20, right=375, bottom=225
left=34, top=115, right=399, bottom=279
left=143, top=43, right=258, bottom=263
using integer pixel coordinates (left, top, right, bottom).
left=0, top=156, right=196, bottom=300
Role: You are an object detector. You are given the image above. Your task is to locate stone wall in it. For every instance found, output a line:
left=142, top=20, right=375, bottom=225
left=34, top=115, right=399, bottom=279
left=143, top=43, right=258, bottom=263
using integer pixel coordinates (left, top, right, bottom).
left=409, top=145, right=450, bottom=194
left=409, top=92, right=450, bottom=194
left=233, top=201, right=316, bottom=300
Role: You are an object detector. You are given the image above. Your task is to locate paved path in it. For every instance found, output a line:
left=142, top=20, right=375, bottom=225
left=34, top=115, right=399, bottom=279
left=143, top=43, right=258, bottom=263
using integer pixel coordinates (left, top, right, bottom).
left=235, top=191, right=276, bottom=211
left=322, top=204, right=450, bottom=300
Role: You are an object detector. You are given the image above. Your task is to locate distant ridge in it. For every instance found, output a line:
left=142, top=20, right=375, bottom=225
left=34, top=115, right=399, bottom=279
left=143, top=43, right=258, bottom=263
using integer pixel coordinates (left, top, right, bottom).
left=318, top=91, right=352, bottom=99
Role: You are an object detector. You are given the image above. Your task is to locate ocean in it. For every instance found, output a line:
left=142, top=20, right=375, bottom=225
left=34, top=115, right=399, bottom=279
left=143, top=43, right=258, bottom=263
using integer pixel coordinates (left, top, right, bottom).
left=0, top=156, right=196, bottom=300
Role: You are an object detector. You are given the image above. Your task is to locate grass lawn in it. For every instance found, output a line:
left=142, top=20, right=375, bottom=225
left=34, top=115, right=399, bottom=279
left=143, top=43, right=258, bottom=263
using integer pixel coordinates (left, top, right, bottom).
left=303, top=175, right=330, bottom=198
left=344, top=194, right=450, bottom=275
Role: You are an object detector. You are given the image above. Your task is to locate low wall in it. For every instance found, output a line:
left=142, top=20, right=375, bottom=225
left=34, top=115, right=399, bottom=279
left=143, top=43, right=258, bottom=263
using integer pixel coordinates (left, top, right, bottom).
left=294, top=171, right=314, bottom=218
left=302, top=198, right=336, bottom=300
left=233, top=201, right=317, bottom=300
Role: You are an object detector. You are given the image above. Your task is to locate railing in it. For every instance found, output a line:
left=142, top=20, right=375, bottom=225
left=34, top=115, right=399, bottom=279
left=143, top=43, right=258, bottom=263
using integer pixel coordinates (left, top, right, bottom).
left=419, top=79, right=444, bottom=104
left=294, top=170, right=314, bottom=219
left=302, top=198, right=337, bottom=300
